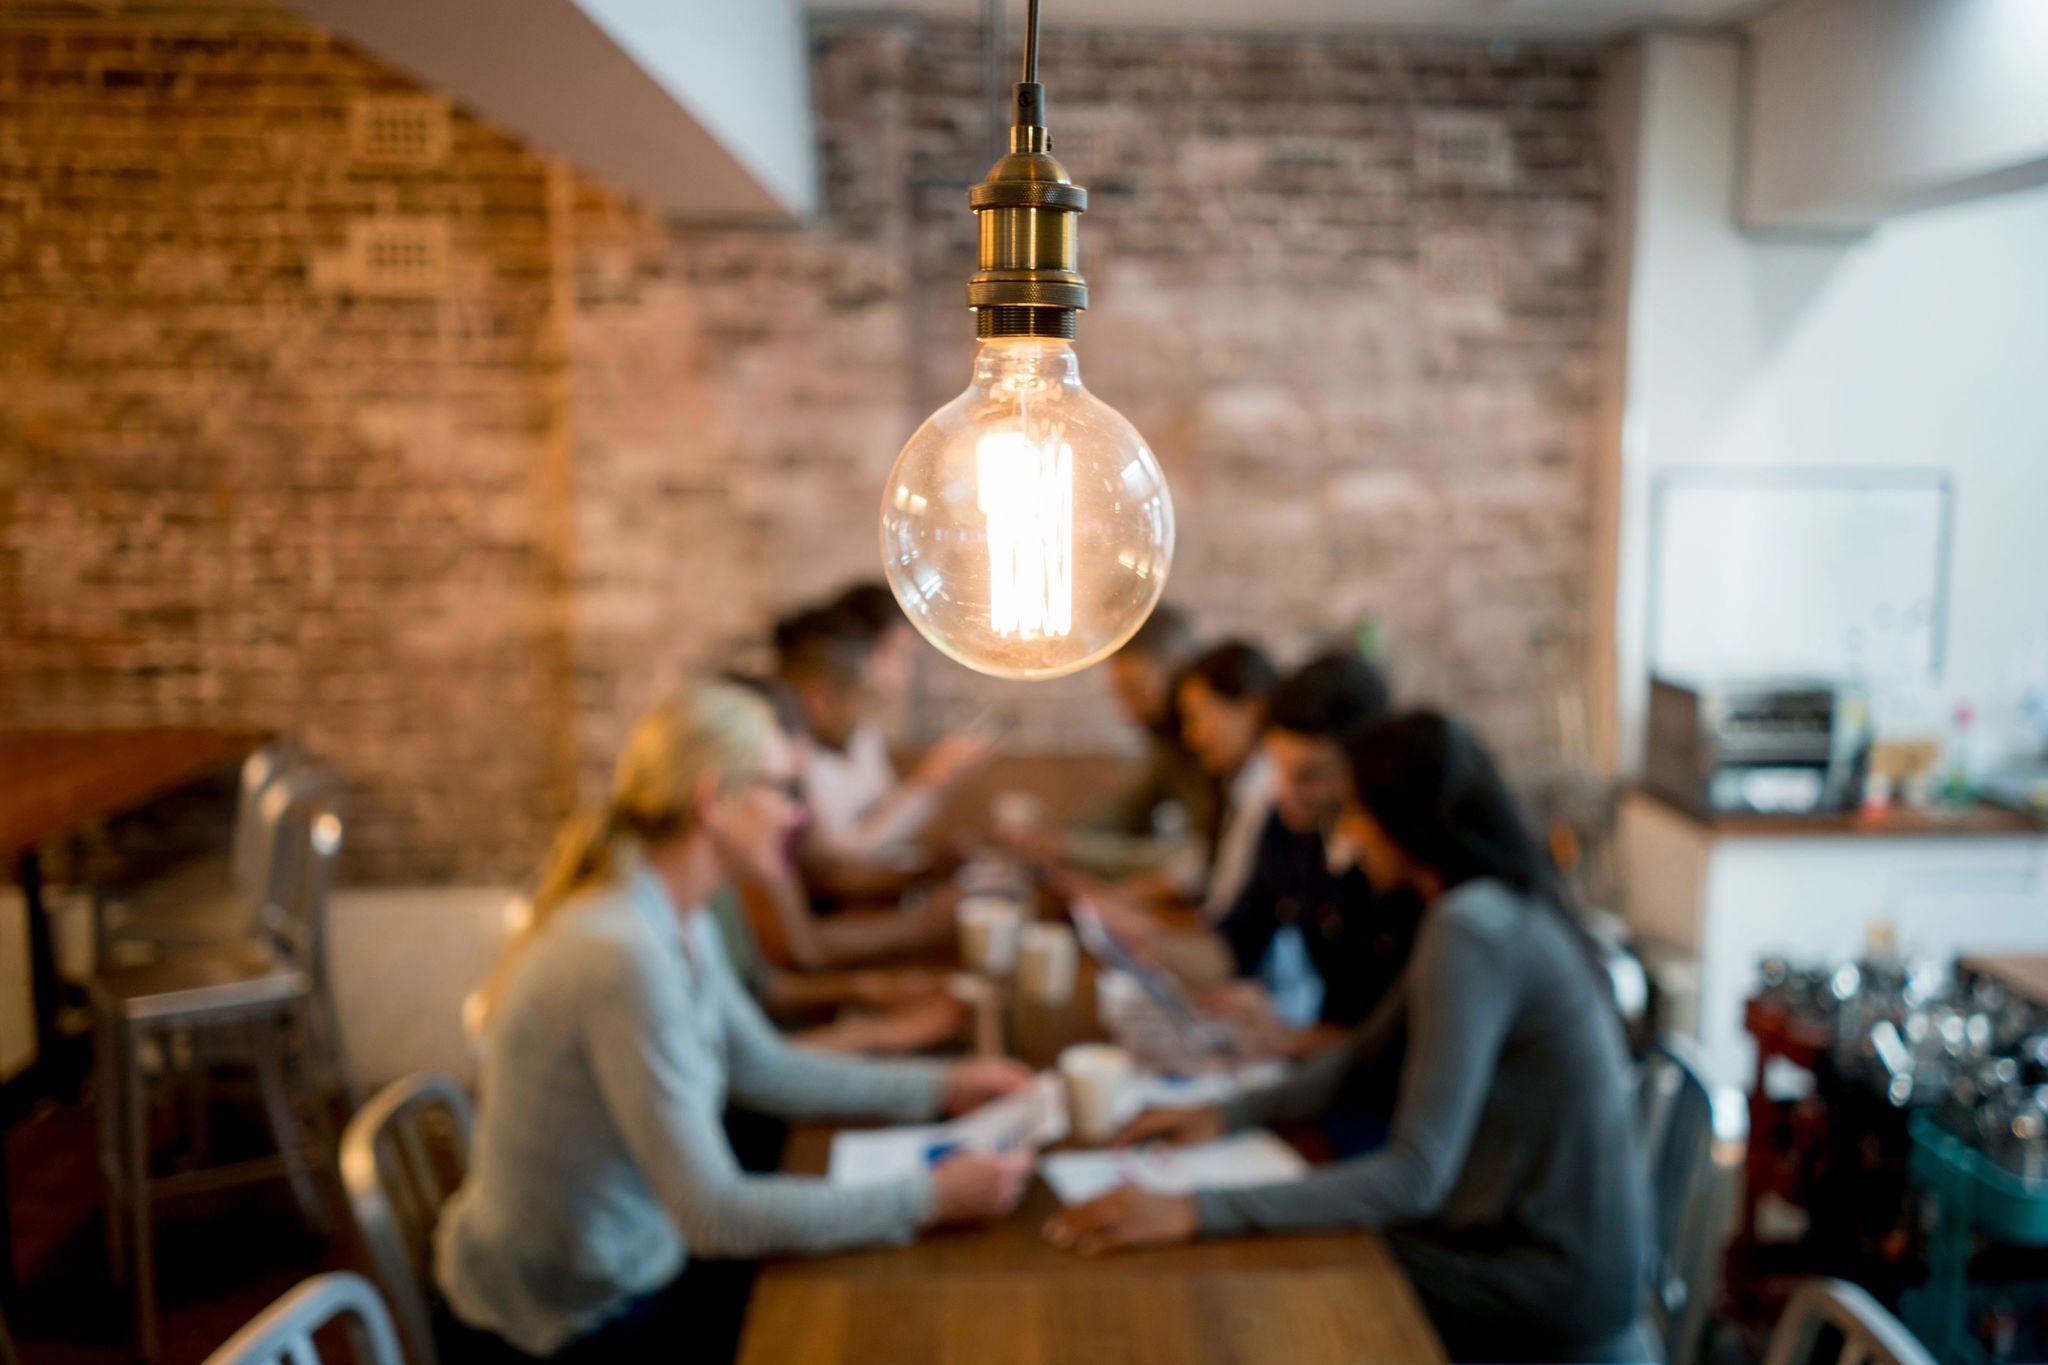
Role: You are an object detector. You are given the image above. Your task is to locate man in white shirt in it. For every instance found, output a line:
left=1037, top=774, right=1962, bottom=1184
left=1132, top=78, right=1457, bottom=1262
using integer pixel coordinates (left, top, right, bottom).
left=775, top=605, right=989, bottom=902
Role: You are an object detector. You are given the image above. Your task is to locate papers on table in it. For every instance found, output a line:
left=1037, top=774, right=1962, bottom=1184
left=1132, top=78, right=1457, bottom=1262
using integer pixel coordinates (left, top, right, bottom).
left=825, top=1066, right=1298, bottom=1197
left=1038, top=1131, right=1308, bottom=1206
left=827, top=1073, right=1069, bottom=1186
left=1130, top=1061, right=1285, bottom=1111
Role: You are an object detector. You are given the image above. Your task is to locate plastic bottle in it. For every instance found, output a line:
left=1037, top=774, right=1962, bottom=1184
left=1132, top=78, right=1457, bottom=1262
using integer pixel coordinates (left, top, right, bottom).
left=1941, top=701, right=1980, bottom=807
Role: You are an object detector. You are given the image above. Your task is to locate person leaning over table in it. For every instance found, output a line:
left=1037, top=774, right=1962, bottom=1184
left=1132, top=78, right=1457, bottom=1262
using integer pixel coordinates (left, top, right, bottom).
left=1058, top=602, right=1217, bottom=877
left=716, top=669, right=963, bottom=985
left=1045, top=711, right=1653, bottom=1365
left=435, top=682, right=1033, bottom=1364
left=775, top=604, right=991, bottom=903
left=1208, top=651, right=1424, bottom=1059
left=1174, top=639, right=1280, bottom=920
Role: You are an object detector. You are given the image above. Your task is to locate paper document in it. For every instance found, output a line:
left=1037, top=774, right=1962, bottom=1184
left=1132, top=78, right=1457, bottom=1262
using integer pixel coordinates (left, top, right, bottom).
left=1130, top=1061, right=1285, bottom=1111
left=1037, top=1131, right=1308, bottom=1207
left=828, top=1073, right=1068, bottom=1186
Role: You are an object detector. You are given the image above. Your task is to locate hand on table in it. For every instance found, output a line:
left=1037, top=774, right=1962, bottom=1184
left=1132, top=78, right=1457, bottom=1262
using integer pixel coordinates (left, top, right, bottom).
left=1043, top=1186, right=1198, bottom=1256
left=912, top=731, right=997, bottom=792
left=1110, top=1105, right=1228, bottom=1148
left=927, top=1150, right=1033, bottom=1227
left=846, top=968, right=946, bottom=1010
left=940, top=1057, right=1035, bottom=1116
left=849, top=995, right=968, bottom=1054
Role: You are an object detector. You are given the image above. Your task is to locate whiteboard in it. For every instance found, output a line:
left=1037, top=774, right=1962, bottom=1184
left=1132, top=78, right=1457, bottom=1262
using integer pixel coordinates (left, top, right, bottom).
left=1648, top=472, right=1950, bottom=684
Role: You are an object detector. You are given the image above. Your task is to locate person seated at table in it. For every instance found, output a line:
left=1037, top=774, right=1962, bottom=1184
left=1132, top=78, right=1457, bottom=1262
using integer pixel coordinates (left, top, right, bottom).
left=828, top=580, right=919, bottom=725
left=436, top=682, right=1034, bottom=1363
left=1058, top=604, right=1215, bottom=878
left=1175, top=640, right=1279, bottom=920
left=1211, top=651, right=1422, bottom=1047
left=774, top=605, right=991, bottom=903
left=712, top=673, right=963, bottom=1036
left=1045, top=711, right=1651, bottom=1365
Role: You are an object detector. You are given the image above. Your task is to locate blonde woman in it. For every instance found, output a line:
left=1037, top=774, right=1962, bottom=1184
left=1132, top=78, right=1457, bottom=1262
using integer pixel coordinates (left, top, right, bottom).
left=435, top=683, right=1033, bottom=1362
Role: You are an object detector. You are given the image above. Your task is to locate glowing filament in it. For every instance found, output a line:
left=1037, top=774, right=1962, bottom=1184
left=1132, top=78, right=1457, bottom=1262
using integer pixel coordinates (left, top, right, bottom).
left=976, top=432, right=1073, bottom=640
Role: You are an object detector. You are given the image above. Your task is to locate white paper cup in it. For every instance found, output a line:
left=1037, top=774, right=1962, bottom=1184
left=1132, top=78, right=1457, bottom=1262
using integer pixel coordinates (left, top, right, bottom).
left=958, top=896, right=1023, bottom=977
left=1018, top=921, right=1077, bottom=1007
left=1059, top=1043, right=1135, bottom=1146
left=947, top=973, right=1005, bottom=1059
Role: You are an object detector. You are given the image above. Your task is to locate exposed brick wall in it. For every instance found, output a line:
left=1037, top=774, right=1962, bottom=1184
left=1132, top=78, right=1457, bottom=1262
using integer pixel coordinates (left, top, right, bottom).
left=1, top=4, right=1606, bottom=880
left=571, top=19, right=1607, bottom=778
left=0, top=0, right=577, bottom=881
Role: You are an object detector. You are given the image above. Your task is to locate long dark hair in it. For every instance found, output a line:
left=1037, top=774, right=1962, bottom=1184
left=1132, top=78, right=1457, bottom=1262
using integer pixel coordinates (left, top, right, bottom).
left=1341, top=711, right=1566, bottom=912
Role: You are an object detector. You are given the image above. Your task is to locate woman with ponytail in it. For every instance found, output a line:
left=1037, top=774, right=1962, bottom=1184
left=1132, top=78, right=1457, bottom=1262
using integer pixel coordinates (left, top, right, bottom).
left=436, top=682, right=1033, bottom=1363
left=1045, top=712, right=1652, bottom=1364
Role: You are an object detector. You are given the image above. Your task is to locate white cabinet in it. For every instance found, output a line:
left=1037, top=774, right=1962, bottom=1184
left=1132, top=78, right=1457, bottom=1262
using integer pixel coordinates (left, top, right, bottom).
left=1617, top=792, right=2048, bottom=1092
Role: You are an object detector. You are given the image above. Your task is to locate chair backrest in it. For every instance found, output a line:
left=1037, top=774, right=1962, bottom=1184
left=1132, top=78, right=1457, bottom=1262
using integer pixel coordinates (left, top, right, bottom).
left=257, top=768, right=346, bottom=976
left=341, top=1073, right=475, bottom=1365
left=231, top=743, right=299, bottom=906
left=1638, top=1036, right=1724, bottom=1365
left=200, top=1271, right=402, bottom=1365
left=1763, top=1279, right=1939, bottom=1365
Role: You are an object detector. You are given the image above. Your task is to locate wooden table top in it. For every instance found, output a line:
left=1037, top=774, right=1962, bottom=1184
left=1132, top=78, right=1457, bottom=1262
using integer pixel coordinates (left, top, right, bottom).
left=1960, top=954, right=2048, bottom=1013
left=740, top=1125, right=1445, bottom=1365
left=735, top=947, right=1448, bottom=1365
left=0, top=727, right=270, bottom=859
left=1631, top=787, right=2044, bottom=839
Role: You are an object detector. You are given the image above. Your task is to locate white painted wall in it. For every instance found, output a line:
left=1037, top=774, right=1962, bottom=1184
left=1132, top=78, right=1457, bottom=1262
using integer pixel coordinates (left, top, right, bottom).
left=328, top=886, right=515, bottom=1090
left=1746, top=0, right=2048, bottom=230
left=577, top=0, right=817, bottom=220
left=1611, top=33, right=2048, bottom=773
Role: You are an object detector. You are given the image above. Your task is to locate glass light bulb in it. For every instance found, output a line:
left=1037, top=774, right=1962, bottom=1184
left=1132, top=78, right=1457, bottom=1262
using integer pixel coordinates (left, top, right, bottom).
left=881, top=338, right=1174, bottom=681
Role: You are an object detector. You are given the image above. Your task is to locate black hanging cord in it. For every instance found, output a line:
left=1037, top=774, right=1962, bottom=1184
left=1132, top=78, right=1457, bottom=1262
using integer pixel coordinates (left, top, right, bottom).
left=1023, top=0, right=1040, bottom=85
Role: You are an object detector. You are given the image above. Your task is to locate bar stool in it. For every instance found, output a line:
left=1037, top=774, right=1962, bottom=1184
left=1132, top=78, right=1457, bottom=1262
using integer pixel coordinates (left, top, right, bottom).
left=92, top=785, right=348, bottom=1361
left=95, top=743, right=299, bottom=964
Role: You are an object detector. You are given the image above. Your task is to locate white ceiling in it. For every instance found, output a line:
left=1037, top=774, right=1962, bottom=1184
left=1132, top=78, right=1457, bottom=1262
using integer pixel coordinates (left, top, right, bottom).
left=804, top=0, right=1771, bottom=40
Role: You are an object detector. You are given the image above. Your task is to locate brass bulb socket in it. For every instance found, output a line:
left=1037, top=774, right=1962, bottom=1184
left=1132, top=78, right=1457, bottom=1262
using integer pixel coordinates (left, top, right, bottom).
left=965, top=109, right=1088, bottom=341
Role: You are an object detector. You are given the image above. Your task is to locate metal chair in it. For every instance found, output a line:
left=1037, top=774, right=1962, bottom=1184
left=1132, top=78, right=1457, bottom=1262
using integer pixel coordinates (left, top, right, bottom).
left=97, top=742, right=300, bottom=961
left=1638, top=1036, right=1726, bottom=1365
left=340, top=1073, right=474, bottom=1365
left=92, top=783, right=350, bottom=1361
left=200, top=1271, right=403, bottom=1365
left=1762, top=1279, right=1939, bottom=1365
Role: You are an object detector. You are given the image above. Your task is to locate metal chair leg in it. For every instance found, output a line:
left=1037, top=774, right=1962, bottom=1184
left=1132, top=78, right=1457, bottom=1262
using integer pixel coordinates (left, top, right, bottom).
left=121, top=1019, right=156, bottom=1362
left=94, top=1003, right=129, bottom=1287
left=250, top=1016, right=330, bottom=1238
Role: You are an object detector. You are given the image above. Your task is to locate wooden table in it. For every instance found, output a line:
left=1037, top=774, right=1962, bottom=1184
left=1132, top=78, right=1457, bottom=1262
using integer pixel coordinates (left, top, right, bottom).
left=1959, top=954, right=2048, bottom=1013
left=0, top=728, right=268, bottom=1294
left=1, top=728, right=268, bottom=1075
left=735, top=956, right=1448, bottom=1365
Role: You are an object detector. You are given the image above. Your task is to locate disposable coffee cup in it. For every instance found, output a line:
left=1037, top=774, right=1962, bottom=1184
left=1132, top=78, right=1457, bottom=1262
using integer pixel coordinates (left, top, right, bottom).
left=958, top=896, right=1023, bottom=977
left=1018, top=922, right=1077, bottom=1007
left=948, top=973, right=1005, bottom=1059
left=1059, top=1043, right=1135, bottom=1146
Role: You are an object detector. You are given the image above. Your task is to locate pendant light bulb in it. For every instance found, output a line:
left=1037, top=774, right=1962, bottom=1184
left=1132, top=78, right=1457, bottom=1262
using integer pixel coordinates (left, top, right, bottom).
left=878, top=0, right=1174, bottom=681
left=883, top=337, right=1172, bottom=680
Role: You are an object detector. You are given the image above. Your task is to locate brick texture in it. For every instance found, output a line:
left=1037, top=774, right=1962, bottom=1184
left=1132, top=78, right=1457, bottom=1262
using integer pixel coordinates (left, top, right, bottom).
left=0, top=0, right=577, bottom=881
left=2, top=4, right=1606, bottom=881
left=572, top=19, right=1607, bottom=781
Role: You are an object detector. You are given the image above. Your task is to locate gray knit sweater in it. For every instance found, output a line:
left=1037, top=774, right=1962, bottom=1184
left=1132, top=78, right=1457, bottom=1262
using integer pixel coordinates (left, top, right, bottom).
left=1195, top=878, right=1649, bottom=1361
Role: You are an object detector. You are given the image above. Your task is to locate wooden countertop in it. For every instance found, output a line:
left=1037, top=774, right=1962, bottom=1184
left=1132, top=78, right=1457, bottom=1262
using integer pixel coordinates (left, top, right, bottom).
left=1630, top=787, right=2044, bottom=839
